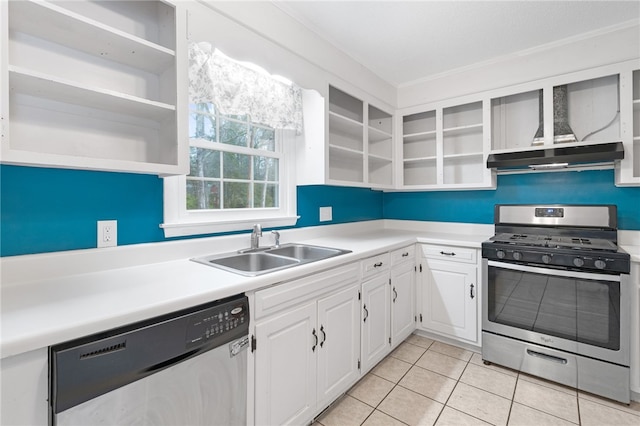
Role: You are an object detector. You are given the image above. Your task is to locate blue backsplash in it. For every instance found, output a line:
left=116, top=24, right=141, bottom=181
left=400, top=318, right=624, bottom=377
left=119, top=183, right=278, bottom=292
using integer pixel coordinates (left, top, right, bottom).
left=1, top=165, right=638, bottom=256
left=384, top=170, right=640, bottom=229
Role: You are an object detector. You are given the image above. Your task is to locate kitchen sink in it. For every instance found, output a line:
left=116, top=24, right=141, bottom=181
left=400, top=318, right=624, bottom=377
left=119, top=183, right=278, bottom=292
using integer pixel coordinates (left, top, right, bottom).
left=192, top=243, right=351, bottom=276
left=267, top=244, right=347, bottom=261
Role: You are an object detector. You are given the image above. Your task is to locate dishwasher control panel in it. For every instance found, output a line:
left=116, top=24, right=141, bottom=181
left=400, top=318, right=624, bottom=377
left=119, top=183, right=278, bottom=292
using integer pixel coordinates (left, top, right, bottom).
left=185, top=295, right=249, bottom=349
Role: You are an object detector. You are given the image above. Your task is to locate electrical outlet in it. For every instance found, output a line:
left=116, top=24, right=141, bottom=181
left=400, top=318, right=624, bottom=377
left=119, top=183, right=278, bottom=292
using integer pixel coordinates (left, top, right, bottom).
left=319, top=206, right=332, bottom=222
left=97, top=220, right=117, bottom=248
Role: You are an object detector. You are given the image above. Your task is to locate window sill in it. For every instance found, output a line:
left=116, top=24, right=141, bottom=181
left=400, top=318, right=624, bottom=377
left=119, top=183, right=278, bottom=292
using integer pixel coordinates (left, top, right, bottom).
left=160, top=216, right=299, bottom=238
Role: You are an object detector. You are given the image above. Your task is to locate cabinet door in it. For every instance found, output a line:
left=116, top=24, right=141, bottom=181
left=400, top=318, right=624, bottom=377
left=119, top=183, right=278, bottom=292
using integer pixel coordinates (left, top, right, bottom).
left=391, top=261, right=416, bottom=345
left=420, top=259, right=477, bottom=342
left=316, top=284, right=361, bottom=408
left=254, top=301, right=317, bottom=426
left=361, top=275, right=391, bottom=372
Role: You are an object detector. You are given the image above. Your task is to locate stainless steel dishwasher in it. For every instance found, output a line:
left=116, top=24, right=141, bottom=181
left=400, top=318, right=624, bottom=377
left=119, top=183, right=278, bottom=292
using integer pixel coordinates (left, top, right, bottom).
left=49, top=294, right=249, bottom=425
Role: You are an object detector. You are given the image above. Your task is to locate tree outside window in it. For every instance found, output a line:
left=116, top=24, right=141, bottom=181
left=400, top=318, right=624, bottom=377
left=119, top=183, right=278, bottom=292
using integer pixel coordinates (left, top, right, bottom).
left=187, top=103, right=279, bottom=212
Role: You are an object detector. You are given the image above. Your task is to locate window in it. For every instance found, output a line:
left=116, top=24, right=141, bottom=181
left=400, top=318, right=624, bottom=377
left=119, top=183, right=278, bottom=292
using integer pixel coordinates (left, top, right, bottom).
left=161, top=46, right=300, bottom=237
left=187, top=104, right=280, bottom=211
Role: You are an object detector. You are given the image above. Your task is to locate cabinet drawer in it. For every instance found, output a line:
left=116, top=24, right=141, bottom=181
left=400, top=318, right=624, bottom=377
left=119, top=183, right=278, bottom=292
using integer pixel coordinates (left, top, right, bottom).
left=421, top=244, right=477, bottom=264
left=361, top=252, right=390, bottom=280
left=391, top=245, right=415, bottom=266
left=254, top=263, right=359, bottom=320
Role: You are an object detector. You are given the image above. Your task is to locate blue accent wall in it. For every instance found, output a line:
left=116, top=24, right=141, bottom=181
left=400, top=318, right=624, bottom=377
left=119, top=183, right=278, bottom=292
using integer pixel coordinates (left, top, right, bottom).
left=1, top=165, right=638, bottom=257
left=296, top=185, right=383, bottom=228
left=383, top=170, right=640, bottom=229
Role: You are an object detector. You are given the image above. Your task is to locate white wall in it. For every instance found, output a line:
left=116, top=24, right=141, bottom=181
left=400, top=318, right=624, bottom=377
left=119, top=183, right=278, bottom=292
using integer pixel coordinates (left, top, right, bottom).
left=398, top=21, right=640, bottom=108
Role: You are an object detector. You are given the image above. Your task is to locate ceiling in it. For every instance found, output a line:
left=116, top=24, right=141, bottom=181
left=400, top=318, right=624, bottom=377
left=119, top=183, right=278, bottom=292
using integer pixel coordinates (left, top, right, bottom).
left=275, top=1, right=640, bottom=87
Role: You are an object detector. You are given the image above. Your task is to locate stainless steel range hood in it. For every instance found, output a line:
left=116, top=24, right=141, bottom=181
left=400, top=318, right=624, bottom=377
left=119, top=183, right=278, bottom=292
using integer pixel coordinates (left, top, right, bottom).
left=486, top=141, right=624, bottom=171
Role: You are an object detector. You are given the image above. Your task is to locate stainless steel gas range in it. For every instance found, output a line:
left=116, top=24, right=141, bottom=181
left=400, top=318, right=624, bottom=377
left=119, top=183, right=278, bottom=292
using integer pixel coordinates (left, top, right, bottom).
left=481, top=204, right=631, bottom=403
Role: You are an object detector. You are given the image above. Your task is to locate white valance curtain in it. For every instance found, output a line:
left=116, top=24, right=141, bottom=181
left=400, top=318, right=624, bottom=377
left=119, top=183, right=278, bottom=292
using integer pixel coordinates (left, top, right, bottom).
left=189, top=42, right=304, bottom=133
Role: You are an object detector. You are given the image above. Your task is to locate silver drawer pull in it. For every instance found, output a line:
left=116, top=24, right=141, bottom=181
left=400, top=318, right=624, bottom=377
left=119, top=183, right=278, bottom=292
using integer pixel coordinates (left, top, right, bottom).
left=440, top=251, right=456, bottom=256
left=526, top=349, right=568, bottom=364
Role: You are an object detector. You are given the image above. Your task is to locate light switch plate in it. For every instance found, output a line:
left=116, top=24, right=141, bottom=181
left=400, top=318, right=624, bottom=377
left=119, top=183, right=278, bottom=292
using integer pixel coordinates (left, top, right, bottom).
left=319, top=206, right=332, bottom=222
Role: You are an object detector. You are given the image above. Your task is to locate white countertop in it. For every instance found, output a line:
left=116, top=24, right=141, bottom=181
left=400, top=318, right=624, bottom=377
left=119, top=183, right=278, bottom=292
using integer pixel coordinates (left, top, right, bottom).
left=0, top=220, right=492, bottom=359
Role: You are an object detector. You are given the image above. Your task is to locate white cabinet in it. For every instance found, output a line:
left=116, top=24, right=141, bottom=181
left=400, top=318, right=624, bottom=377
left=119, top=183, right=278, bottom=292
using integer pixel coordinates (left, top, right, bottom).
left=390, top=246, right=416, bottom=345
left=0, top=348, right=48, bottom=425
left=254, top=301, right=317, bottom=426
left=360, top=252, right=391, bottom=373
left=399, top=100, right=493, bottom=189
left=252, top=264, right=360, bottom=426
left=360, top=245, right=417, bottom=372
left=316, top=285, right=361, bottom=409
left=418, top=244, right=479, bottom=344
left=361, top=273, right=390, bottom=373
left=486, top=60, right=639, bottom=186
left=491, top=74, right=621, bottom=150
left=617, top=67, right=640, bottom=185
left=328, top=86, right=394, bottom=188
left=0, top=0, right=187, bottom=175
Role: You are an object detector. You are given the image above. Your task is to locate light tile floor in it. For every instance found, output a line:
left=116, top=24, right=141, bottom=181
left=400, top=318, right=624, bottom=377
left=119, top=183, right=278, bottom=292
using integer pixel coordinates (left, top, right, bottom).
left=315, top=334, right=640, bottom=426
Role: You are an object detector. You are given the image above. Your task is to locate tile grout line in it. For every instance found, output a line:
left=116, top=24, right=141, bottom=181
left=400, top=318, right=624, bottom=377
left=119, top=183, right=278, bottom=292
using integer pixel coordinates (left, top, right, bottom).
left=334, top=336, right=639, bottom=426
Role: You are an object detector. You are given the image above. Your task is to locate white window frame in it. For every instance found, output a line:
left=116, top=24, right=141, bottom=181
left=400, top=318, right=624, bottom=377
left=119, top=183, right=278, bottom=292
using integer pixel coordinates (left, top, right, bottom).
left=161, top=117, right=298, bottom=238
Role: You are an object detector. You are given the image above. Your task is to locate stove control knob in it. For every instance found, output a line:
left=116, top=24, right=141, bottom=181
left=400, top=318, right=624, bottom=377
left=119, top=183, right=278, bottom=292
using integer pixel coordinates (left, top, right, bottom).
left=496, top=250, right=506, bottom=259
left=542, top=254, right=551, bottom=264
left=573, top=258, right=585, bottom=267
left=513, top=251, right=523, bottom=261
left=594, top=259, right=606, bottom=270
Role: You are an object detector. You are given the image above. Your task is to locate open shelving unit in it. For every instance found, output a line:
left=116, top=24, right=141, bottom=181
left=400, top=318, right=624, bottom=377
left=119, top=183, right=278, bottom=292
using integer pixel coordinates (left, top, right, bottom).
left=327, top=85, right=394, bottom=188
left=442, top=102, right=484, bottom=185
left=400, top=101, right=490, bottom=188
left=402, top=111, right=437, bottom=186
left=1, top=0, right=187, bottom=175
left=367, top=105, right=393, bottom=186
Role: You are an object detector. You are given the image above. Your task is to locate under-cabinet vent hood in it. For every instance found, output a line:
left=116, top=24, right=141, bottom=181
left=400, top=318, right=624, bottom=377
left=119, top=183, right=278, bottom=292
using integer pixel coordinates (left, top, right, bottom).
left=486, top=142, right=624, bottom=171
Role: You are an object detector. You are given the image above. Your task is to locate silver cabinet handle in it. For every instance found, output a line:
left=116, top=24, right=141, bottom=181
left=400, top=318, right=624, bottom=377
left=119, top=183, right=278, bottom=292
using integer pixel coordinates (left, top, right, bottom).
left=320, top=325, right=326, bottom=347
left=470, top=283, right=475, bottom=299
left=393, top=287, right=398, bottom=303
left=312, top=328, right=317, bottom=352
left=363, top=304, right=369, bottom=322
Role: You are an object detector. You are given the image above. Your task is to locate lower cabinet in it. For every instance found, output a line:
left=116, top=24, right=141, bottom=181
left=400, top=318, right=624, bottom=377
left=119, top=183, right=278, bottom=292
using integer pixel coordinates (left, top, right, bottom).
left=390, top=246, right=417, bottom=345
left=418, top=244, right=479, bottom=343
left=254, top=301, right=317, bottom=425
left=360, top=274, right=390, bottom=373
left=252, top=264, right=360, bottom=426
left=360, top=245, right=417, bottom=373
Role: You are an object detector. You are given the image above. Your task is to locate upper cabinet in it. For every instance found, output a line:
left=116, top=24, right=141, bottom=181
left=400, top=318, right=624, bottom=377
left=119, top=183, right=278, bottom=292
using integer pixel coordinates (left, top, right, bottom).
left=491, top=74, right=620, bottom=150
left=0, top=0, right=188, bottom=175
left=399, top=99, right=493, bottom=189
left=616, top=68, right=640, bottom=185
left=327, top=85, right=394, bottom=189
left=398, top=60, right=639, bottom=189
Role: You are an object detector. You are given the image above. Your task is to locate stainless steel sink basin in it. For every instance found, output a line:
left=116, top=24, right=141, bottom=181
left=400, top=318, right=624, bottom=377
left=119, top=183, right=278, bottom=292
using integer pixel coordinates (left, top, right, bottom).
left=192, top=243, right=351, bottom=276
left=268, top=244, right=347, bottom=261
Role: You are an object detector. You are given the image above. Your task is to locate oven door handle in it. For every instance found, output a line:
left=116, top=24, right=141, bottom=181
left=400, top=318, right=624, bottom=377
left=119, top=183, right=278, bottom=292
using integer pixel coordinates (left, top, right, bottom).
left=487, top=260, right=621, bottom=282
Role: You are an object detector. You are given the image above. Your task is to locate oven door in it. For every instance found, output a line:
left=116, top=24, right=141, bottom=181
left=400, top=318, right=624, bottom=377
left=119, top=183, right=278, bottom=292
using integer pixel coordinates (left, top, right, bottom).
left=482, top=259, right=630, bottom=366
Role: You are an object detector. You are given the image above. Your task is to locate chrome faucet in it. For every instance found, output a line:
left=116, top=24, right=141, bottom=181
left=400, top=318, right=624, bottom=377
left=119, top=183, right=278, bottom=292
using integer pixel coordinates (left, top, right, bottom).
left=271, top=230, right=280, bottom=248
left=250, top=224, right=262, bottom=250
